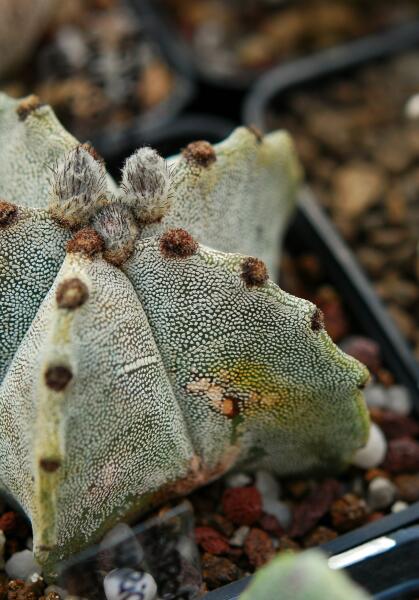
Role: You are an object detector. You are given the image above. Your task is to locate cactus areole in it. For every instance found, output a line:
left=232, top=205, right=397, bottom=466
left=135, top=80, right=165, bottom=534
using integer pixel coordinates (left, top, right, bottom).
left=0, top=94, right=370, bottom=573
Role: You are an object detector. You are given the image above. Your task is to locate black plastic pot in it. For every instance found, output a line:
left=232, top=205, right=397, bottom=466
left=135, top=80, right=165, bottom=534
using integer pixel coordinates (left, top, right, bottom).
left=131, top=1, right=419, bottom=97
left=104, top=113, right=236, bottom=178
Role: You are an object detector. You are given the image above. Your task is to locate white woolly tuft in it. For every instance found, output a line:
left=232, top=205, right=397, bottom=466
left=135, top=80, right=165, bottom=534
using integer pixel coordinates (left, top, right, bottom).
left=119, top=147, right=171, bottom=223
left=93, top=204, right=139, bottom=266
left=49, top=146, right=107, bottom=226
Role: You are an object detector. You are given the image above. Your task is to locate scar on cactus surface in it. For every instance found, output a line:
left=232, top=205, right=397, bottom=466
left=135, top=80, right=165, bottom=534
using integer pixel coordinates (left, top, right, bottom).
left=0, top=93, right=369, bottom=574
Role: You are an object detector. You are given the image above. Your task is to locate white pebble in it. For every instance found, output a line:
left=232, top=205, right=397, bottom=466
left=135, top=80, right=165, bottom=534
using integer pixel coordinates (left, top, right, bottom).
left=386, top=385, right=412, bottom=416
left=255, top=470, right=281, bottom=499
left=405, top=94, right=419, bottom=119
left=262, top=498, right=291, bottom=529
left=5, top=550, right=42, bottom=580
left=352, top=423, right=387, bottom=469
left=225, top=472, right=252, bottom=488
left=364, top=385, right=388, bottom=410
left=367, top=477, right=397, bottom=510
left=104, top=568, right=157, bottom=600
left=391, top=501, right=408, bottom=513
left=229, top=526, right=250, bottom=547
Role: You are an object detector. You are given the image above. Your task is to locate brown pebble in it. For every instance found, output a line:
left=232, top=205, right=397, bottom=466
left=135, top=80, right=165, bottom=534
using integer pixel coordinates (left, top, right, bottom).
left=394, top=474, right=419, bottom=503
left=0, top=511, right=17, bottom=534
left=285, top=479, right=310, bottom=499
left=201, top=553, right=242, bottom=590
left=314, top=287, right=349, bottom=342
left=203, top=514, right=235, bottom=538
left=16, top=95, right=43, bottom=121
left=0, top=200, right=17, bottom=227
left=382, top=438, right=419, bottom=473
left=364, top=468, right=389, bottom=482
left=67, top=228, right=104, bottom=257
left=244, top=528, right=274, bottom=569
left=39, top=594, right=60, bottom=600
left=258, top=513, right=284, bottom=537
left=241, top=257, right=268, bottom=287
left=56, top=278, right=89, bottom=309
left=330, top=493, right=368, bottom=532
left=44, top=365, right=73, bottom=392
left=195, top=526, right=230, bottom=555
left=340, top=336, right=381, bottom=373
left=369, top=408, right=419, bottom=440
left=289, top=479, right=341, bottom=538
left=276, top=535, right=300, bottom=552
left=182, top=140, right=216, bottom=167
left=376, top=369, right=395, bottom=388
left=303, top=526, right=337, bottom=548
left=159, top=228, right=198, bottom=259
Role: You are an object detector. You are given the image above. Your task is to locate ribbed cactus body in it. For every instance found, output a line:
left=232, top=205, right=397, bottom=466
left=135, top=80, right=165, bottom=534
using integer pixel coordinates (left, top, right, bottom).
left=0, top=94, right=369, bottom=571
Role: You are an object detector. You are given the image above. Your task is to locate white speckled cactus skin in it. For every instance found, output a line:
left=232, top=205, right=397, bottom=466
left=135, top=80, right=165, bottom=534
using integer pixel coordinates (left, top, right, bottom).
left=0, top=94, right=370, bottom=572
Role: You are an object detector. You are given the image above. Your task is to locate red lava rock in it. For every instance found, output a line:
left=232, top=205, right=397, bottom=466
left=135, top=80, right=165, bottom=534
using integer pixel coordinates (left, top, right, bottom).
left=340, top=336, right=381, bottom=372
left=222, top=486, right=262, bottom=526
left=330, top=493, right=369, bottom=532
left=243, top=528, right=275, bottom=569
left=303, top=526, right=338, bottom=548
left=369, top=408, right=419, bottom=440
left=382, top=438, right=419, bottom=473
left=201, top=553, right=242, bottom=590
left=393, top=474, right=419, bottom=502
left=258, top=513, right=285, bottom=537
left=0, top=512, right=18, bottom=534
left=195, top=526, right=230, bottom=555
left=289, top=479, right=342, bottom=538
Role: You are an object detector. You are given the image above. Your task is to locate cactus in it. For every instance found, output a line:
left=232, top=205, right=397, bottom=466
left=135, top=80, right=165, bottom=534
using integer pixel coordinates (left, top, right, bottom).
left=239, top=551, right=371, bottom=600
left=0, top=94, right=369, bottom=572
left=0, top=0, right=58, bottom=77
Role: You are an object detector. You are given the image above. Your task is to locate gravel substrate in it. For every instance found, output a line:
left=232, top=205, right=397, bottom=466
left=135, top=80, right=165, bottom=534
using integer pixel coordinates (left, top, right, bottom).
left=269, top=51, right=419, bottom=359
left=2, top=0, right=177, bottom=139
left=161, top=0, right=419, bottom=79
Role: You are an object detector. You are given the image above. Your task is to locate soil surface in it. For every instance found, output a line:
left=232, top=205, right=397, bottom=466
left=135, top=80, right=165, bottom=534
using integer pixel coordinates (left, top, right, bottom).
left=269, top=51, right=419, bottom=360
left=161, top=0, right=419, bottom=79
